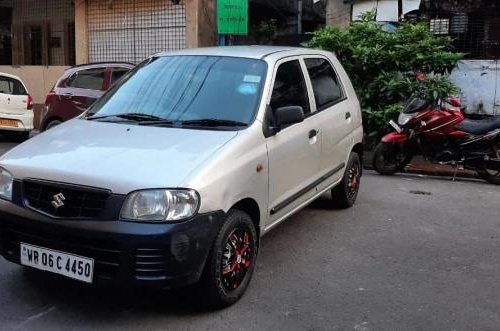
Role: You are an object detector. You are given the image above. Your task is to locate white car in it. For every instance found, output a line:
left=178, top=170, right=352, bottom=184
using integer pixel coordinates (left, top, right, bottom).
left=0, top=73, right=34, bottom=140
left=0, top=46, right=363, bottom=308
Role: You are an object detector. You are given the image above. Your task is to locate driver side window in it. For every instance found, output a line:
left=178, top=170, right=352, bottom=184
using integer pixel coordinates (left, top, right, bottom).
left=270, top=60, right=310, bottom=115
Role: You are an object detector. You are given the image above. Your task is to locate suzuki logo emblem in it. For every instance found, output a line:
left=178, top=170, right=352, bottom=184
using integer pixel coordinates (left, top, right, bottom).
left=51, top=193, right=66, bottom=209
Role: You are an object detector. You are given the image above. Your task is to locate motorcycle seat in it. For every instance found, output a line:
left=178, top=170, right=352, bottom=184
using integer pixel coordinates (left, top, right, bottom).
left=455, top=115, right=500, bottom=135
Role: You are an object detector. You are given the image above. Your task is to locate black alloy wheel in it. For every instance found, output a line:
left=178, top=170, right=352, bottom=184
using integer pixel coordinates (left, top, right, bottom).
left=199, top=209, right=258, bottom=308
left=331, top=152, right=362, bottom=209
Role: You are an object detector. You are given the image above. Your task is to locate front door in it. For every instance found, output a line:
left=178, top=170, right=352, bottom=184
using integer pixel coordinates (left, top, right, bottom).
left=266, top=58, right=322, bottom=226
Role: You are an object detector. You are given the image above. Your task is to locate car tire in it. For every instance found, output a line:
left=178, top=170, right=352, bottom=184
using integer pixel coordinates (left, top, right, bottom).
left=45, top=120, right=62, bottom=131
left=331, top=152, right=362, bottom=209
left=15, top=131, right=30, bottom=142
left=199, top=209, right=258, bottom=309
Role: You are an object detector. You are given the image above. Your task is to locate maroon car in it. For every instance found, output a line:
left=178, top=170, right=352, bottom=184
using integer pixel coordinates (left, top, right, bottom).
left=41, top=62, right=134, bottom=130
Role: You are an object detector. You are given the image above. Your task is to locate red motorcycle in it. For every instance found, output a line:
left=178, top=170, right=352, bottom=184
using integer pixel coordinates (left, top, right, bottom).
left=373, top=97, right=500, bottom=184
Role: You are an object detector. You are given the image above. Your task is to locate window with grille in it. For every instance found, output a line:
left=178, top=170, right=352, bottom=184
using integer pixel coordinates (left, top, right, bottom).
left=5, top=0, right=75, bottom=65
left=429, top=12, right=500, bottom=59
left=87, top=0, right=186, bottom=64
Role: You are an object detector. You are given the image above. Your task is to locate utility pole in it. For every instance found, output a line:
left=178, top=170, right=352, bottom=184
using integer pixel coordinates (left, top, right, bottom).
left=297, top=0, right=303, bottom=35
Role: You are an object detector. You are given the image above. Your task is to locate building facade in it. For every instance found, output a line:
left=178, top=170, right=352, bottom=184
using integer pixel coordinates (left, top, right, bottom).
left=330, top=0, right=500, bottom=114
left=0, top=0, right=217, bottom=127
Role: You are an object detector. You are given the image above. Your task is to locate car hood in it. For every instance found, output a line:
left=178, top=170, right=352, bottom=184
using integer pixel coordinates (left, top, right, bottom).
left=0, top=119, right=238, bottom=194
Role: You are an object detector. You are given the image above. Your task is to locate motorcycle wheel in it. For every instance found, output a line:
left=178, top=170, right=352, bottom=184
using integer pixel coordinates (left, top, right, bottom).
left=476, top=143, right=500, bottom=185
left=373, top=142, right=412, bottom=175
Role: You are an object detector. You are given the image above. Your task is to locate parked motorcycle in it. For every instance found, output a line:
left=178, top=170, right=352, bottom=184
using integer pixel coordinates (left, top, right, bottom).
left=373, top=97, right=500, bottom=184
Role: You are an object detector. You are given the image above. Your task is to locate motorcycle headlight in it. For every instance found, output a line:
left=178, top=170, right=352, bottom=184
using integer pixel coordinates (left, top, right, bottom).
left=120, top=189, right=199, bottom=222
left=0, top=167, right=13, bottom=201
left=398, top=112, right=415, bottom=126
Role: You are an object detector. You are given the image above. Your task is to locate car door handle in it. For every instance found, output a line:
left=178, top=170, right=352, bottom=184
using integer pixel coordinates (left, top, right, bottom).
left=309, top=129, right=319, bottom=139
left=345, top=112, right=351, bottom=120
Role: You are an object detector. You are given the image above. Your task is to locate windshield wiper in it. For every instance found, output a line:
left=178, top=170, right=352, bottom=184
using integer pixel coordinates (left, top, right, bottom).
left=87, top=113, right=166, bottom=122
left=178, top=119, right=248, bottom=127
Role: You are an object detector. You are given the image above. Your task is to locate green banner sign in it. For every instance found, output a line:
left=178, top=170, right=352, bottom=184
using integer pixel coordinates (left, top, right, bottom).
left=217, top=0, right=248, bottom=35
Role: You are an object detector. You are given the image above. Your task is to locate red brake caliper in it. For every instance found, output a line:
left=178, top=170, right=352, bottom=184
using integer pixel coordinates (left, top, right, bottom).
left=222, top=231, right=252, bottom=289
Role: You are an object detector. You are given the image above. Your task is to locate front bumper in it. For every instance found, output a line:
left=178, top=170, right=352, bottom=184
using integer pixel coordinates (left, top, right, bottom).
left=0, top=199, right=225, bottom=289
left=0, top=111, right=34, bottom=131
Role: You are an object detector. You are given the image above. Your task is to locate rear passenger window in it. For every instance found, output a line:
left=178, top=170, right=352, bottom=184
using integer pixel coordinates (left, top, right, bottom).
left=270, top=60, right=310, bottom=115
left=66, top=68, right=105, bottom=90
left=0, top=76, right=27, bottom=95
left=304, top=58, right=343, bottom=110
left=111, top=67, right=130, bottom=86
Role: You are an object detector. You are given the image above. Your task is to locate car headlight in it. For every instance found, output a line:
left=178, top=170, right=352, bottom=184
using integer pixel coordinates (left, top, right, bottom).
left=398, top=112, right=415, bottom=126
left=0, top=167, right=13, bottom=201
left=120, top=189, right=199, bottom=222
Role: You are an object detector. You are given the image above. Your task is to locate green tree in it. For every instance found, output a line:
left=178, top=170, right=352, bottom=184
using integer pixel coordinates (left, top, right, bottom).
left=308, top=12, right=463, bottom=140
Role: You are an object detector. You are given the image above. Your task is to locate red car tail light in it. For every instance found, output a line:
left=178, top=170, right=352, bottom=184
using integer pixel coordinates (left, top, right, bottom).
left=27, top=94, right=33, bottom=110
left=45, top=90, right=56, bottom=107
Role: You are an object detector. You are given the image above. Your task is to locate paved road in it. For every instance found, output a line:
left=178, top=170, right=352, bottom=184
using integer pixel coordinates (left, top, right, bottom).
left=0, top=138, right=499, bottom=330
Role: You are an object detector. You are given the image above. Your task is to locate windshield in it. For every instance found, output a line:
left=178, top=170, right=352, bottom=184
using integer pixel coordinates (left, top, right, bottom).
left=87, top=56, right=267, bottom=127
left=403, top=97, right=428, bottom=114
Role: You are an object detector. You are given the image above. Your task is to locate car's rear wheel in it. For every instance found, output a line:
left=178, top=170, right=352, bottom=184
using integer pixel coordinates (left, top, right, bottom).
left=45, top=120, right=62, bottom=131
left=331, top=152, right=362, bottom=209
left=199, top=209, right=258, bottom=309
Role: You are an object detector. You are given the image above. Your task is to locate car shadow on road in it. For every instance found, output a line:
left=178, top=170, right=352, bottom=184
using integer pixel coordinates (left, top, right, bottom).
left=0, top=133, right=23, bottom=143
left=18, top=267, right=216, bottom=317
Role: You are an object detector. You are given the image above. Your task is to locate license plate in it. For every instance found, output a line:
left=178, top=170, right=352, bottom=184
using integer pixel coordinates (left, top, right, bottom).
left=389, top=120, right=402, bottom=133
left=0, top=118, right=18, bottom=127
left=20, top=243, right=94, bottom=283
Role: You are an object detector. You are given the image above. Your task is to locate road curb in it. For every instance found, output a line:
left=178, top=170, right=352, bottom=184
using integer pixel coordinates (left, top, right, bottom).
left=363, top=152, right=477, bottom=179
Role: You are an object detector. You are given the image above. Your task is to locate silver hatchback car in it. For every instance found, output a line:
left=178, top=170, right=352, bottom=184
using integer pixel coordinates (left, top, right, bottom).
left=0, top=46, right=363, bottom=308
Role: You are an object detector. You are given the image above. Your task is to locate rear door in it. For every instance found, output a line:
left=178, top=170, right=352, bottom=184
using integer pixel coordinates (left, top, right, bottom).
left=57, top=67, right=106, bottom=119
left=0, top=75, right=28, bottom=115
left=302, top=56, right=353, bottom=188
left=266, top=58, right=322, bottom=225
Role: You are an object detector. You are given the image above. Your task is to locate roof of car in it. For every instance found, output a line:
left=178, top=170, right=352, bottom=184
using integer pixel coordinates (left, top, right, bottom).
left=67, top=62, right=135, bottom=70
left=156, top=46, right=311, bottom=59
left=0, top=72, right=24, bottom=82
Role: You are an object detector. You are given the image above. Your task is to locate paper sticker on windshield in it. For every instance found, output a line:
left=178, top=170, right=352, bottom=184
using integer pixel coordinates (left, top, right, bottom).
left=243, top=75, right=261, bottom=84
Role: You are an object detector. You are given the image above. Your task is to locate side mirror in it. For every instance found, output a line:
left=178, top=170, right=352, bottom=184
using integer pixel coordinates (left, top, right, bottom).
left=274, top=106, right=305, bottom=128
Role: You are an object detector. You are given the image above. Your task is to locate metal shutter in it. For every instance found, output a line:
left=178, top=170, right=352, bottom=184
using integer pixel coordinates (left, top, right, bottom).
left=87, top=0, right=186, bottom=63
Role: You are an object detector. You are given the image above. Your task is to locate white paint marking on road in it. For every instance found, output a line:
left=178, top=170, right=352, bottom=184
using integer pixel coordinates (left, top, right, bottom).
left=15, top=306, right=56, bottom=330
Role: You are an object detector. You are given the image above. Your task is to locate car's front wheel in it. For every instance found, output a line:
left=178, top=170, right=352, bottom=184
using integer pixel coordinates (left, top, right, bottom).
left=199, top=209, right=258, bottom=308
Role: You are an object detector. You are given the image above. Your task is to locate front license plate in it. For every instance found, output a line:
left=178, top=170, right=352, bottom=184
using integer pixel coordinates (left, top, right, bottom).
left=0, top=119, right=18, bottom=127
left=20, top=243, right=94, bottom=283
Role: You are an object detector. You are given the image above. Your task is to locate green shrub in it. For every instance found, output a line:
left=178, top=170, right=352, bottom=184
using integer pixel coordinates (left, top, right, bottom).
left=307, top=11, right=463, bottom=140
